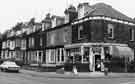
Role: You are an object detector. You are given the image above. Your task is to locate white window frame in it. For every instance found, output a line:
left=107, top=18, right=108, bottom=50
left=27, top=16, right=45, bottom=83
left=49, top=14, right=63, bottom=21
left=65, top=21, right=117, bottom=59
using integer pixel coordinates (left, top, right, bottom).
left=48, top=49, right=56, bottom=63
left=130, top=28, right=134, bottom=41
left=40, top=37, right=43, bottom=47
left=2, top=42, right=6, bottom=49
left=107, top=24, right=114, bottom=39
left=42, top=23, right=45, bottom=31
left=78, top=25, right=83, bottom=40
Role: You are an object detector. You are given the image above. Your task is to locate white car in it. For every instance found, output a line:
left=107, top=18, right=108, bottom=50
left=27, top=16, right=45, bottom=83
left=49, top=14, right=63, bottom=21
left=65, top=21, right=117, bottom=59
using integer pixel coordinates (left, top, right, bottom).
left=0, top=61, right=20, bottom=72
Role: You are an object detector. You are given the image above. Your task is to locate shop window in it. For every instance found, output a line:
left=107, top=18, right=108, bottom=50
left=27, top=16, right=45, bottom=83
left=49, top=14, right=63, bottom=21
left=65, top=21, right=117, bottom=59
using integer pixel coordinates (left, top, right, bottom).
left=129, top=28, right=134, bottom=41
left=67, top=56, right=73, bottom=63
left=78, top=25, right=84, bottom=40
left=65, top=49, right=72, bottom=63
left=74, top=54, right=82, bottom=63
left=107, top=24, right=114, bottom=39
left=104, top=47, right=112, bottom=60
left=66, top=48, right=81, bottom=63
left=83, top=47, right=89, bottom=63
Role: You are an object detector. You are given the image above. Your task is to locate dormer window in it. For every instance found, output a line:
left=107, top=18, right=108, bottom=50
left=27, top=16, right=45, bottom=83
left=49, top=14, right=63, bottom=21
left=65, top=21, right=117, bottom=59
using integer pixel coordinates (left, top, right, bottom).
left=78, top=25, right=83, bottom=40
left=77, top=3, right=90, bottom=19
left=129, top=28, right=134, bottom=41
left=42, top=23, right=45, bottom=31
left=33, top=25, right=36, bottom=32
left=51, top=17, right=56, bottom=28
left=107, top=24, right=114, bottom=39
left=65, top=14, right=69, bottom=23
left=78, top=7, right=85, bottom=19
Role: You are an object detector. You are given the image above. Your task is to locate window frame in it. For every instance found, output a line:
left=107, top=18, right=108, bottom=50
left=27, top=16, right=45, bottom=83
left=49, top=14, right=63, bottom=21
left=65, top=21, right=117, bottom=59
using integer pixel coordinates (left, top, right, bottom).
left=107, top=24, right=114, bottom=39
left=129, top=28, right=134, bottom=41
left=78, top=25, right=84, bottom=40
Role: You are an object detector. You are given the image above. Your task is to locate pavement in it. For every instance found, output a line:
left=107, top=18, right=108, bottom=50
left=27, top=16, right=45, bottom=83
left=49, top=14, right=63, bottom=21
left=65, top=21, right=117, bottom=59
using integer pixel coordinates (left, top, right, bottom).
left=21, top=69, right=135, bottom=79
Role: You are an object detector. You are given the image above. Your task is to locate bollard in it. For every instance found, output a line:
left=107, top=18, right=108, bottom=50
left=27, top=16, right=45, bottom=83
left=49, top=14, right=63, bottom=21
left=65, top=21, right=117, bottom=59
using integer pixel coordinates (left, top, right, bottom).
left=104, top=68, right=108, bottom=76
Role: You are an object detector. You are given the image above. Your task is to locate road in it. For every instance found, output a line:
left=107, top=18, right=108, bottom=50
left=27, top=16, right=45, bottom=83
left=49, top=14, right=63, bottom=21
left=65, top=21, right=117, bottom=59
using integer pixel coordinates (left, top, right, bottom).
left=0, top=70, right=135, bottom=84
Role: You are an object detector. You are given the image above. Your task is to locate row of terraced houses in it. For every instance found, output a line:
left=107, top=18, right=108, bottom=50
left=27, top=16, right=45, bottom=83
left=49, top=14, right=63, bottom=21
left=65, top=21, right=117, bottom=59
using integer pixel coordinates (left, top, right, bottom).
left=1, top=2, right=135, bottom=72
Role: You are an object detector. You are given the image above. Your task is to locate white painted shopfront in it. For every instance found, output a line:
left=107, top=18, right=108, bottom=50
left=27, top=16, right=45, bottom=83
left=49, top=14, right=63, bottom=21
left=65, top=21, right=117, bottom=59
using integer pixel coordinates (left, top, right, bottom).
left=64, top=43, right=134, bottom=72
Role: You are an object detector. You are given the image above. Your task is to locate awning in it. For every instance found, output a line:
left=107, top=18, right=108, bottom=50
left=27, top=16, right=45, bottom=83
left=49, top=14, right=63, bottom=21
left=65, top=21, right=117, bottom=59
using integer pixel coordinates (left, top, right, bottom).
left=111, top=45, right=134, bottom=60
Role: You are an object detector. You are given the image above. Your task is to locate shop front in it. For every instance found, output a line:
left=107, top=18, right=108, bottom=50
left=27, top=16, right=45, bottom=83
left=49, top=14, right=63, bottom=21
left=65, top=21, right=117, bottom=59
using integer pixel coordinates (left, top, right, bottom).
left=64, top=43, right=134, bottom=72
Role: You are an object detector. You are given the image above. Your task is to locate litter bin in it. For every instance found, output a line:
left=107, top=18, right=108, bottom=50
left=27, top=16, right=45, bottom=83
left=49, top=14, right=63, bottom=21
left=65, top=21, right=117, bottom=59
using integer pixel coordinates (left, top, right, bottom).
left=104, top=68, right=108, bottom=76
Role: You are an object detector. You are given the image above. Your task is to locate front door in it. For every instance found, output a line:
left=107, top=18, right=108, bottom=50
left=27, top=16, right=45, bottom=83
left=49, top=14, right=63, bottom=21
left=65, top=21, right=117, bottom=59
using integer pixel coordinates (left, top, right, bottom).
left=95, top=55, right=101, bottom=71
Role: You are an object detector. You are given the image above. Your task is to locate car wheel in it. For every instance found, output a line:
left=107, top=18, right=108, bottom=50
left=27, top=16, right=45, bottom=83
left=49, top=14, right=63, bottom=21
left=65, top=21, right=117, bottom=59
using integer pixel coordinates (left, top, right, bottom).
left=1, top=68, right=3, bottom=72
left=3, top=68, right=7, bottom=72
left=16, top=70, right=19, bottom=73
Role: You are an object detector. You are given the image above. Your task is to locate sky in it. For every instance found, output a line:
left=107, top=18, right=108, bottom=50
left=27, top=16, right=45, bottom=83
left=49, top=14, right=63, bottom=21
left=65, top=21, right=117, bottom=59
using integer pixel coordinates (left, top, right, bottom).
left=0, top=0, right=135, bottom=33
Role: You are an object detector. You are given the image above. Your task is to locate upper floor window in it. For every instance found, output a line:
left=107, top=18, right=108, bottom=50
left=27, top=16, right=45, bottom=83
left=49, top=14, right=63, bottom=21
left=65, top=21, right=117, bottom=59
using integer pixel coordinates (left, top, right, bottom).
left=21, top=39, right=26, bottom=49
left=50, top=33, right=55, bottom=45
left=63, top=29, right=68, bottom=42
left=129, top=28, right=134, bottom=41
left=107, top=24, right=114, bottom=39
left=29, top=37, right=34, bottom=48
left=40, top=37, right=43, bottom=47
left=10, top=41, right=15, bottom=49
left=2, top=42, right=6, bottom=49
left=31, top=37, right=34, bottom=47
left=45, top=23, right=50, bottom=29
left=15, top=39, right=21, bottom=47
left=78, top=25, right=84, bottom=40
left=7, top=40, right=10, bottom=48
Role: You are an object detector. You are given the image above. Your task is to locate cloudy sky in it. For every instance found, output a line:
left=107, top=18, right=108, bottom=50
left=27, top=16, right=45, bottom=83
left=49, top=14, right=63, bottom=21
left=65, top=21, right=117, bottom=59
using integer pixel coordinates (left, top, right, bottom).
left=0, top=0, right=135, bottom=33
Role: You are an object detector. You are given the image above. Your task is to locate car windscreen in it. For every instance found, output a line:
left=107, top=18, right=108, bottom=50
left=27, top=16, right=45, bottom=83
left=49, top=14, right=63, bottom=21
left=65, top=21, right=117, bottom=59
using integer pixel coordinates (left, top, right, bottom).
left=3, top=62, right=16, bottom=65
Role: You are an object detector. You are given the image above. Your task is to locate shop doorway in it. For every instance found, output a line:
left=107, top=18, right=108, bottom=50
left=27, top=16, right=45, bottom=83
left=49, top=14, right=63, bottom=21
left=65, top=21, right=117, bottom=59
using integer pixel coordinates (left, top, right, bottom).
left=95, top=55, right=101, bottom=71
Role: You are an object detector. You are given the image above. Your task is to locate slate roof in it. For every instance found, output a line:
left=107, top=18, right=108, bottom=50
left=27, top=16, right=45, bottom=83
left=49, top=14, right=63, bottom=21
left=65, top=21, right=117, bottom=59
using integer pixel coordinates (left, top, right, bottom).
left=87, top=3, right=134, bottom=22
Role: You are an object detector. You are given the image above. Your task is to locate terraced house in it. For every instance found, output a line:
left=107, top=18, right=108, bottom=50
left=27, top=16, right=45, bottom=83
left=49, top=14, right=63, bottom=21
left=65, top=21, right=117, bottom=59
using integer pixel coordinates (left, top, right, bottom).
left=1, top=2, right=135, bottom=72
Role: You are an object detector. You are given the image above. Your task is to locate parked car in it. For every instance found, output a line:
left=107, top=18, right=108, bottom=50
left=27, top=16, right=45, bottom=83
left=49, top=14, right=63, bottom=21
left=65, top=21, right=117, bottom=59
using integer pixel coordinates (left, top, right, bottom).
left=0, top=61, right=20, bottom=72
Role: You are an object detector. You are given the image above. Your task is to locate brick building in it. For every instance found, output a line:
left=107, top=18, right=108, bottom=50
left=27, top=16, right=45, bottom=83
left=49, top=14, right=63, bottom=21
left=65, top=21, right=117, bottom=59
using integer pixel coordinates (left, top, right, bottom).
left=1, top=2, right=135, bottom=72
left=64, top=3, right=135, bottom=72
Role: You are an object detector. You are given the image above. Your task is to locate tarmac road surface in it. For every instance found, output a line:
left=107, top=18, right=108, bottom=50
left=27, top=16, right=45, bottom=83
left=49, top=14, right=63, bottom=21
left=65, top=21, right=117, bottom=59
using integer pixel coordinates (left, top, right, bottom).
left=0, top=70, right=135, bottom=84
